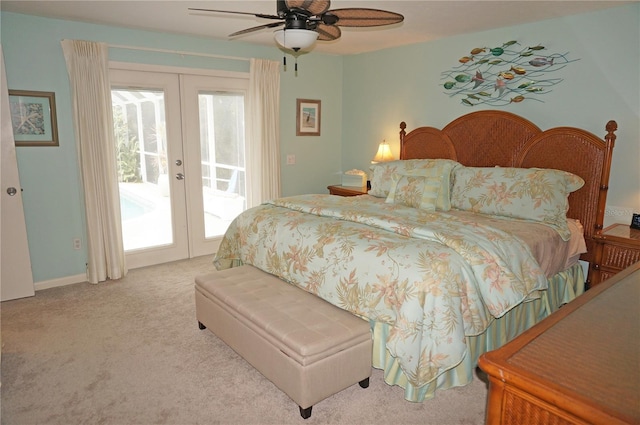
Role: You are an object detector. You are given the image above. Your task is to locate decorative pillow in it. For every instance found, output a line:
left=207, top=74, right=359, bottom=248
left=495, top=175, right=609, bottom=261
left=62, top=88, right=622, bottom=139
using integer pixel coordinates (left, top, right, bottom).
left=385, top=175, right=441, bottom=211
left=369, top=159, right=460, bottom=211
left=450, top=166, right=585, bottom=240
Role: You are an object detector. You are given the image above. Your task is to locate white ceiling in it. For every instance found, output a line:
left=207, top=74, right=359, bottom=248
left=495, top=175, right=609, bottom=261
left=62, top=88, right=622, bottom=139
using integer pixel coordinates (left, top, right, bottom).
left=1, top=1, right=633, bottom=55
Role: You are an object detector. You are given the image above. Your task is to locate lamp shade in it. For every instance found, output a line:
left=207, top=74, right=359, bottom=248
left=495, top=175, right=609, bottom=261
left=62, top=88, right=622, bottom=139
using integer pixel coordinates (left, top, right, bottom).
left=274, top=29, right=318, bottom=51
left=372, top=140, right=394, bottom=163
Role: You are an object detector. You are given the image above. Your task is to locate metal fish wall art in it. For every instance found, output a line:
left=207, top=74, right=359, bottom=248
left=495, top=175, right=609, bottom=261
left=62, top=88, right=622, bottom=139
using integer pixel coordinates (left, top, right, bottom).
left=441, top=41, right=579, bottom=107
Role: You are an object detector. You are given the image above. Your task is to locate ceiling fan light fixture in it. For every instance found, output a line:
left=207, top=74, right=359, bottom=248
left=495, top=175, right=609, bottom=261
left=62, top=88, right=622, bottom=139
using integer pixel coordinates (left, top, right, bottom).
left=274, top=29, right=318, bottom=51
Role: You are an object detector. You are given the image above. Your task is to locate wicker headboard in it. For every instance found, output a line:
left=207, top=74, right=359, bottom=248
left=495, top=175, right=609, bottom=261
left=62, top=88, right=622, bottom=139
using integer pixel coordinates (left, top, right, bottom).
left=399, top=110, right=617, bottom=267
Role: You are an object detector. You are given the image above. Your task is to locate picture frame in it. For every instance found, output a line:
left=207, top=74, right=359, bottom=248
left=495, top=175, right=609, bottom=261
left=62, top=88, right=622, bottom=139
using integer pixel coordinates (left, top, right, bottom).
left=296, top=98, right=321, bottom=136
left=8, top=90, right=59, bottom=147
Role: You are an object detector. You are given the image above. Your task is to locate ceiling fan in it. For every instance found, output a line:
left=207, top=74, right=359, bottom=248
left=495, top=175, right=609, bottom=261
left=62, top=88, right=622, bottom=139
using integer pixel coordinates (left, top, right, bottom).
left=189, top=0, right=404, bottom=52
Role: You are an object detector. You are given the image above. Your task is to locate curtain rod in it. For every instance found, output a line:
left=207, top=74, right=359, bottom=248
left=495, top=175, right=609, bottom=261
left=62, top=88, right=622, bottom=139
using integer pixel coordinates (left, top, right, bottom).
left=108, top=43, right=251, bottom=62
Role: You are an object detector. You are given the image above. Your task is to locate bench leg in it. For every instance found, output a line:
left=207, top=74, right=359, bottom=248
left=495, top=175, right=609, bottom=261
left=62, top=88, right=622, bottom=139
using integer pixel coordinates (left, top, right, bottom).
left=299, top=406, right=312, bottom=419
left=198, top=321, right=206, bottom=330
left=359, top=377, right=370, bottom=388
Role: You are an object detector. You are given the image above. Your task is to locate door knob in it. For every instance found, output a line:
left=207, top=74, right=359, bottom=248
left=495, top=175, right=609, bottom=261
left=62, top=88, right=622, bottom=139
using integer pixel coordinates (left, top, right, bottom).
left=175, top=159, right=182, bottom=166
left=7, top=187, right=17, bottom=196
left=176, top=173, right=185, bottom=180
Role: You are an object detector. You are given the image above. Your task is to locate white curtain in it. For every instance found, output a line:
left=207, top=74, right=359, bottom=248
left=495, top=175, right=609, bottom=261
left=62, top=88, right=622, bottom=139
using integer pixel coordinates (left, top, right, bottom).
left=61, top=39, right=126, bottom=284
left=247, top=58, right=281, bottom=207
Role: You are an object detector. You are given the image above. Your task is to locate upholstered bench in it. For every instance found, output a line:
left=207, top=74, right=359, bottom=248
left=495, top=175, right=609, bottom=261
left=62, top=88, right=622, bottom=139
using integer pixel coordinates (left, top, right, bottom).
left=194, top=265, right=373, bottom=419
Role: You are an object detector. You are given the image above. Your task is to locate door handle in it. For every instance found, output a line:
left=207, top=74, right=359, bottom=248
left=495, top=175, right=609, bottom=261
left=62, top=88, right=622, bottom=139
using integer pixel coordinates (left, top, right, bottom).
left=176, top=173, right=185, bottom=180
left=7, top=187, right=17, bottom=196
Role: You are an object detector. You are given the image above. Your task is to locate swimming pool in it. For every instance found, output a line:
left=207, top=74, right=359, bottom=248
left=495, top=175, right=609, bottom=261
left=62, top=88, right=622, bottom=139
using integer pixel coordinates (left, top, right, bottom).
left=119, top=190, right=154, bottom=221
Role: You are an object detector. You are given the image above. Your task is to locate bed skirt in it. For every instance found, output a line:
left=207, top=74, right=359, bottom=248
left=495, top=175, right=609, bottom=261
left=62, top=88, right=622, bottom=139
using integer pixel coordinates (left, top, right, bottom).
left=370, top=263, right=585, bottom=402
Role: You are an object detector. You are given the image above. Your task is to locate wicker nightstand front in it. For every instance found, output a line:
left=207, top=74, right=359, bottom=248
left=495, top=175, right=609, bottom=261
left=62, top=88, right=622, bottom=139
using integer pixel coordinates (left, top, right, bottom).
left=590, top=223, right=640, bottom=287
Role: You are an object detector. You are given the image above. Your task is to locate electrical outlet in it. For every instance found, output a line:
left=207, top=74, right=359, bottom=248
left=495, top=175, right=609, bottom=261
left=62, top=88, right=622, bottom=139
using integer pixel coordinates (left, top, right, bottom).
left=286, top=154, right=296, bottom=165
left=73, top=238, right=82, bottom=250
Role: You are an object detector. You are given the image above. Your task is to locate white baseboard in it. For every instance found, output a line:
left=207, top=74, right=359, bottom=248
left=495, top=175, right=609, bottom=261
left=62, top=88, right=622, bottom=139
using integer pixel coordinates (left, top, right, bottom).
left=35, top=273, right=87, bottom=291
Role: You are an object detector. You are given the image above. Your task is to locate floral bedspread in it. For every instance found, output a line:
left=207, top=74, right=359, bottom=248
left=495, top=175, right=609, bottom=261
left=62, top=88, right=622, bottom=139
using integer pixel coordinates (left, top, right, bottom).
left=214, top=194, right=548, bottom=388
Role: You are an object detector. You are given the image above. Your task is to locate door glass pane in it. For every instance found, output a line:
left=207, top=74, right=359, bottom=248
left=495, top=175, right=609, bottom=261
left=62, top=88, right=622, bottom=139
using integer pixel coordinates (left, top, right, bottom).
left=112, top=88, right=172, bottom=251
left=198, top=91, right=246, bottom=238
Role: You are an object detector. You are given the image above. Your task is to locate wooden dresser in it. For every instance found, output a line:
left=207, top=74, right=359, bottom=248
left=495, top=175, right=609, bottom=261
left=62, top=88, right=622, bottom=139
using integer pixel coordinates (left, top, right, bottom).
left=590, top=223, right=640, bottom=287
left=478, top=262, right=640, bottom=425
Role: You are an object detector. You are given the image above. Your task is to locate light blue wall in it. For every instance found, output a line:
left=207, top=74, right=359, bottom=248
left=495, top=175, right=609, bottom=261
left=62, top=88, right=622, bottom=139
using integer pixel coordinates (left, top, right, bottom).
left=2, top=4, right=638, bottom=284
left=279, top=54, right=344, bottom=194
left=1, top=12, right=343, bottom=282
left=342, top=3, right=639, bottom=213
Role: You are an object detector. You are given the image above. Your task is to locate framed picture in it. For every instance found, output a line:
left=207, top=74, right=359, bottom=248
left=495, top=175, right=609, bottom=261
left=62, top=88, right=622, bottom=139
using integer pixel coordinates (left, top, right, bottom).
left=296, top=98, right=321, bottom=136
left=8, top=90, right=59, bottom=147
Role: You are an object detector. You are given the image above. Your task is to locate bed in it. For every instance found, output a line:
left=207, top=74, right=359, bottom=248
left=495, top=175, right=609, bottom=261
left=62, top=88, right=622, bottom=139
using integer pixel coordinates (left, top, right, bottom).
left=213, top=110, right=617, bottom=402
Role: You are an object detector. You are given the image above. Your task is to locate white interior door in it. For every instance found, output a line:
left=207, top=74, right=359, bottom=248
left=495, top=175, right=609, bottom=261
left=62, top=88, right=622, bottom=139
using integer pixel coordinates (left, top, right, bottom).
left=109, top=67, right=248, bottom=268
left=1, top=45, right=35, bottom=301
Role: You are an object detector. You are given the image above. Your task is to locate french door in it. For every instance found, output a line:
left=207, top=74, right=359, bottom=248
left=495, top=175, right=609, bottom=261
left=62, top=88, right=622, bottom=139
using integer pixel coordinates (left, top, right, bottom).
left=109, top=67, right=248, bottom=269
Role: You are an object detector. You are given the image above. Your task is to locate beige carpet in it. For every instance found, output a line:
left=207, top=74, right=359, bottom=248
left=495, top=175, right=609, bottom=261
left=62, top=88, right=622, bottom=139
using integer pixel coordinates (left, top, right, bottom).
left=1, top=256, right=488, bottom=425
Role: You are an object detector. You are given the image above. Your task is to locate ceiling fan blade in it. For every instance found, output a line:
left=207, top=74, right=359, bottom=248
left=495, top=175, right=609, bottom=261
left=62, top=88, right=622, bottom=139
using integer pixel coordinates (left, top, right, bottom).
left=328, top=8, right=404, bottom=27
left=285, top=0, right=331, bottom=16
left=315, top=24, right=341, bottom=41
left=229, top=22, right=285, bottom=37
left=188, top=8, right=281, bottom=20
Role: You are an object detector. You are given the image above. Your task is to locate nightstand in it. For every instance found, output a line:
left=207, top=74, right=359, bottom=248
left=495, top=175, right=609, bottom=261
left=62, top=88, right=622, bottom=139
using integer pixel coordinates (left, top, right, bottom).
left=590, top=223, right=640, bottom=287
left=327, top=185, right=368, bottom=197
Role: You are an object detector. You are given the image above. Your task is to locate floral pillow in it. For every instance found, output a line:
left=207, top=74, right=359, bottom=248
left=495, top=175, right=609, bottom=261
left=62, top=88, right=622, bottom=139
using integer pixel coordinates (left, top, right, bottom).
left=385, top=174, right=441, bottom=211
left=451, top=166, right=585, bottom=240
left=369, top=159, right=460, bottom=211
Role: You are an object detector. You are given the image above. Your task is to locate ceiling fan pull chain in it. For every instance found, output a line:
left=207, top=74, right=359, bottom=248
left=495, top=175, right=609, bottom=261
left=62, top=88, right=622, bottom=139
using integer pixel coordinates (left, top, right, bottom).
left=282, top=29, right=288, bottom=71
left=295, top=56, right=298, bottom=73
